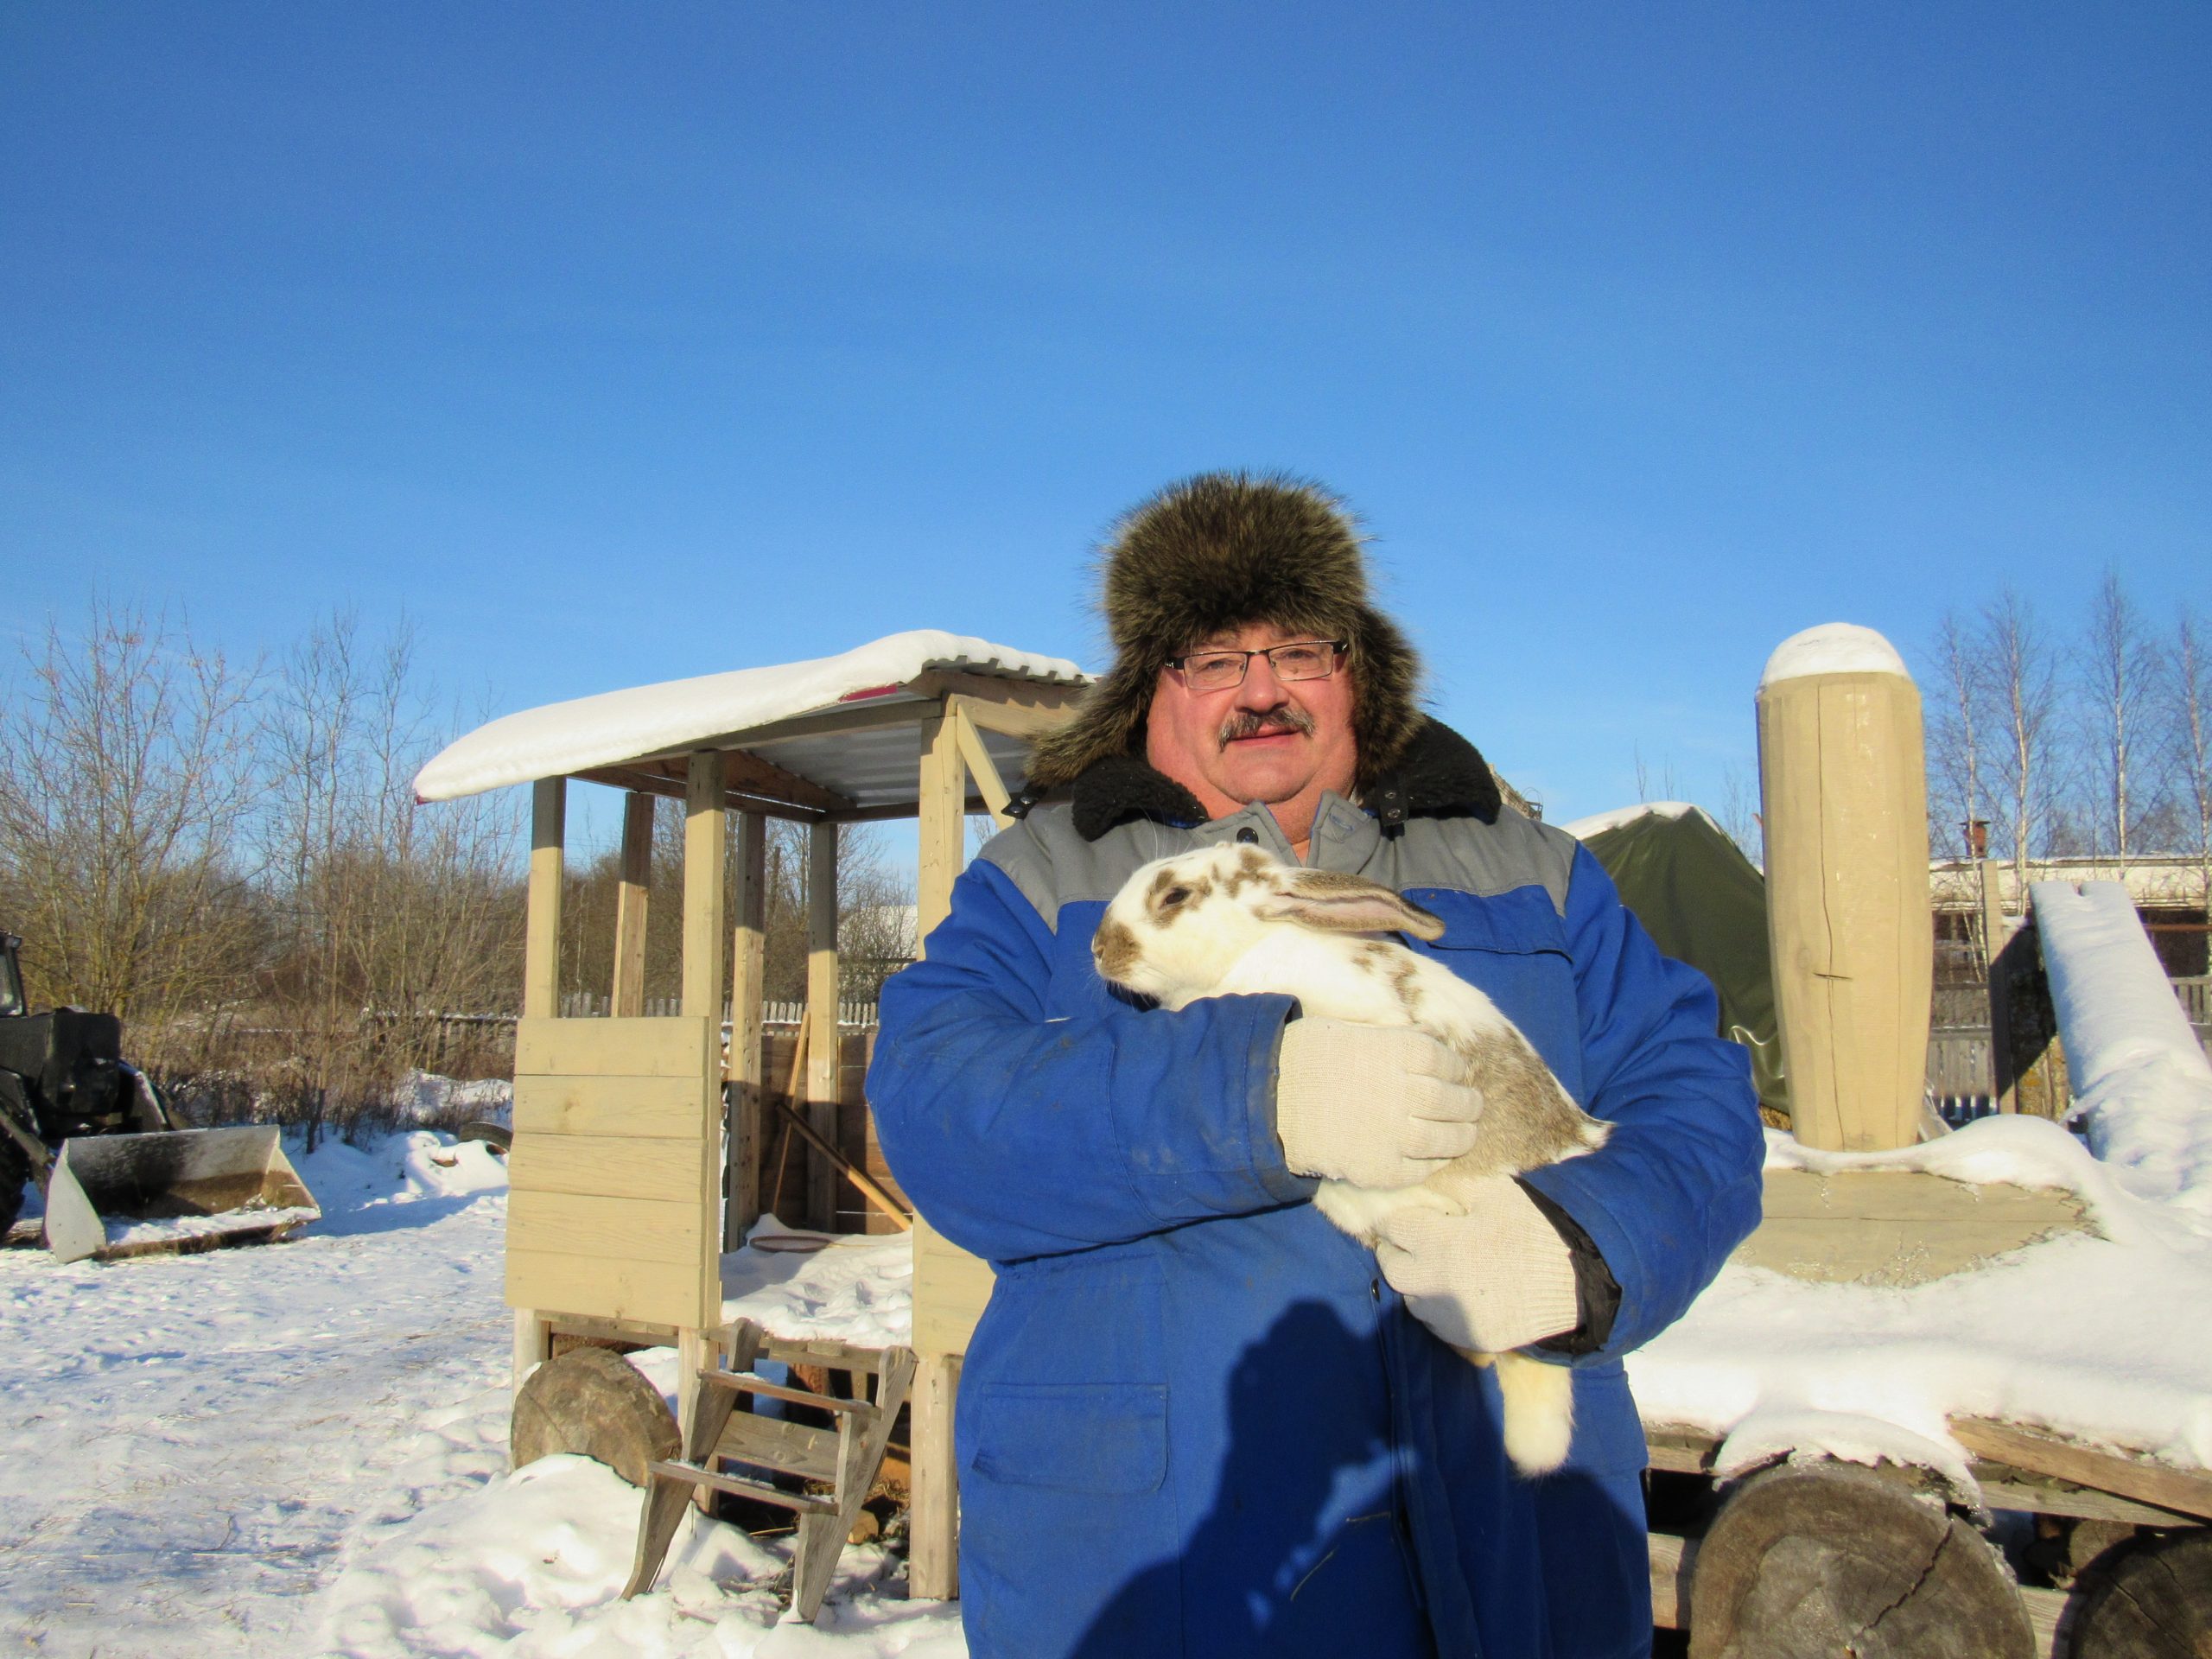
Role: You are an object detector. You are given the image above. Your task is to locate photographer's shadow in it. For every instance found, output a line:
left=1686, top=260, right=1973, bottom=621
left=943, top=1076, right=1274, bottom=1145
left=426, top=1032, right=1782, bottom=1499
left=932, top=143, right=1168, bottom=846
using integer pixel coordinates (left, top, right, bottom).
left=1071, top=1298, right=1431, bottom=1658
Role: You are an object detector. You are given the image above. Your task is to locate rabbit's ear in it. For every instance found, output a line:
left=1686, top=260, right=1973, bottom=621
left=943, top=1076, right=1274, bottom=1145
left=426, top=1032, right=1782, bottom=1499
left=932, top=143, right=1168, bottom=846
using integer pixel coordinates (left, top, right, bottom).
left=1253, top=870, right=1446, bottom=940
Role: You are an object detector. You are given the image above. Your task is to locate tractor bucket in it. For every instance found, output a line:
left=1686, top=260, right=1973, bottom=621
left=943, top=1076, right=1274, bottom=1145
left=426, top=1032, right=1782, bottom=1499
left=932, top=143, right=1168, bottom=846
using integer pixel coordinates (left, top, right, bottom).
left=43, top=1127, right=320, bottom=1264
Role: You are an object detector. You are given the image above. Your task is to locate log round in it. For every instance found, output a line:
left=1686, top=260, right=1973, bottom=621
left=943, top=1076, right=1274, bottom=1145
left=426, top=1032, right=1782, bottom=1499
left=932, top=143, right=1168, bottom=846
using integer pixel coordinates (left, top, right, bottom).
left=510, top=1346, right=680, bottom=1486
left=2068, top=1529, right=2212, bottom=1659
left=1688, top=1461, right=2034, bottom=1659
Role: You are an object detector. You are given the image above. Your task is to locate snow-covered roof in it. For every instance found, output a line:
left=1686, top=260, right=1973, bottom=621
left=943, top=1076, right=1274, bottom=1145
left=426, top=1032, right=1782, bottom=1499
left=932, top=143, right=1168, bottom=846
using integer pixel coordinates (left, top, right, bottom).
left=1559, top=800, right=1721, bottom=842
left=414, top=630, right=1088, bottom=814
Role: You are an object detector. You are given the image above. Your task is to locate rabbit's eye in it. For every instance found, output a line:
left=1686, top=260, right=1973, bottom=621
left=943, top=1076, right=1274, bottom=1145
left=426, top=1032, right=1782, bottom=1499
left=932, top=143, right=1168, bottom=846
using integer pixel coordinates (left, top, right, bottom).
left=1160, top=887, right=1192, bottom=909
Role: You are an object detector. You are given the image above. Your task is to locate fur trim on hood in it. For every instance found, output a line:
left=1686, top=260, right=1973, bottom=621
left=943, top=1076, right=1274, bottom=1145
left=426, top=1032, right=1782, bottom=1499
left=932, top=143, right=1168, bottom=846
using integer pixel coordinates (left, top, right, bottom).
left=1024, top=472, right=1425, bottom=792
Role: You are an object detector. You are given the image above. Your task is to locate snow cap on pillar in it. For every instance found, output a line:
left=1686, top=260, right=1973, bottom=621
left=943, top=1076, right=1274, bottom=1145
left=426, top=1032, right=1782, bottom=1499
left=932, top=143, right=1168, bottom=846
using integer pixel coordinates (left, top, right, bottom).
left=1758, top=623, right=1910, bottom=690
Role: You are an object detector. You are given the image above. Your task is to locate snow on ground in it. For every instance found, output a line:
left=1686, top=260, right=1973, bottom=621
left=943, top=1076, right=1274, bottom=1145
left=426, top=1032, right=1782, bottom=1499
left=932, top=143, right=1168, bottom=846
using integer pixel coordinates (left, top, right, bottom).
left=0, top=1129, right=516, bottom=1657
left=720, top=1218, right=915, bottom=1349
left=0, top=1109, right=952, bottom=1659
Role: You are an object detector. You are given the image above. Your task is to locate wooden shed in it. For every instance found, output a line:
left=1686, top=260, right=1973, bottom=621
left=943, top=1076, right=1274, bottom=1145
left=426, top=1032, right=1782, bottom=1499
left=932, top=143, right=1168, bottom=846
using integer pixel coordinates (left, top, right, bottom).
left=413, top=629, right=1084, bottom=1598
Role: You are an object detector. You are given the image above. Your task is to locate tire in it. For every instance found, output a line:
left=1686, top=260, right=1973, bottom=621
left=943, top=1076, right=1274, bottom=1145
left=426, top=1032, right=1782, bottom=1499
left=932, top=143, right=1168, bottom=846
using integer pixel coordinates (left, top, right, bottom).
left=0, top=1128, right=29, bottom=1238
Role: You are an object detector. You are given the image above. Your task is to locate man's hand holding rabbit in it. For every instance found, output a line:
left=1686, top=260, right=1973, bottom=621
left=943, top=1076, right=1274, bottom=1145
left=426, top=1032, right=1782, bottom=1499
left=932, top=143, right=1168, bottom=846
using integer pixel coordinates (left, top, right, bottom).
left=1374, top=1173, right=1580, bottom=1354
left=1274, top=1019, right=1484, bottom=1187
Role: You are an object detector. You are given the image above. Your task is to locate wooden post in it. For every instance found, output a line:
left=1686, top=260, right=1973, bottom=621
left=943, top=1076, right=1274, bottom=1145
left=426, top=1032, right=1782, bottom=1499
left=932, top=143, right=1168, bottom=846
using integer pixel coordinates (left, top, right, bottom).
left=515, top=776, right=566, bottom=1389
left=727, top=810, right=767, bottom=1249
left=1757, top=626, right=1932, bottom=1153
left=611, top=790, right=654, bottom=1018
left=524, top=779, right=566, bottom=1020
left=909, top=709, right=969, bottom=1600
left=680, top=753, right=727, bottom=1457
left=917, top=709, right=966, bottom=941
left=1980, top=857, right=2018, bottom=1113
left=950, top=699, right=1016, bottom=830
left=806, top=822, right=841, bottom=1232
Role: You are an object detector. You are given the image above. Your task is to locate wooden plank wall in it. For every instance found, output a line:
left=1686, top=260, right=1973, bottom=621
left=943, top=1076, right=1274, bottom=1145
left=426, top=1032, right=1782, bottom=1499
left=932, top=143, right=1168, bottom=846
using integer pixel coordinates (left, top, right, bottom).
left=507, top=1015, right=719, bottom=1329
left=755, top=1029, right=908, bottom=1233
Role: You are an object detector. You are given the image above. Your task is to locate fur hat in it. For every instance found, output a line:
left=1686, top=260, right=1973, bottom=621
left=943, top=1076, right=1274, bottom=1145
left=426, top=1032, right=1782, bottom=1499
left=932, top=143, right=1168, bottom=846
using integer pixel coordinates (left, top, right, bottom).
left=1025, top=472, right=1425, bottom=792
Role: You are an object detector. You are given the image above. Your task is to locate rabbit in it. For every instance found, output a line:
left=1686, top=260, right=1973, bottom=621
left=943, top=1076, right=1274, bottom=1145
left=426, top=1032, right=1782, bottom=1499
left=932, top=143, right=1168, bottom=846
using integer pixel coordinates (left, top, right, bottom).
left=1091, top=842, right=1611, bottom=1475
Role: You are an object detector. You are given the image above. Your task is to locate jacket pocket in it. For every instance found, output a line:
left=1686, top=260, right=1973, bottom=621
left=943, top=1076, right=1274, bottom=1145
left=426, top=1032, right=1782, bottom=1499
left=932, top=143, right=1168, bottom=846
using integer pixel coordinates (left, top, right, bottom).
left=969, top=1382, right=1169, bottom=1493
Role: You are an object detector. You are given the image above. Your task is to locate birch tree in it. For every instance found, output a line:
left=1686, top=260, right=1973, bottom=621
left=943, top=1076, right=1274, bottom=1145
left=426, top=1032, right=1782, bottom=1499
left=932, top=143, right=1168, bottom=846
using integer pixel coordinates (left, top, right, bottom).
left=2078, top=573, right=2163, bottom=870
left=1982, top=590, right=2065, bottom=879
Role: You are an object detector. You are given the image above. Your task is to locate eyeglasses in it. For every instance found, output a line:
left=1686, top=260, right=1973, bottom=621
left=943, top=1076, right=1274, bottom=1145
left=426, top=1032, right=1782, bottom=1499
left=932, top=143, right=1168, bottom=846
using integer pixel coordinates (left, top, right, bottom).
left=1165, top=639, right=1347, bottom=693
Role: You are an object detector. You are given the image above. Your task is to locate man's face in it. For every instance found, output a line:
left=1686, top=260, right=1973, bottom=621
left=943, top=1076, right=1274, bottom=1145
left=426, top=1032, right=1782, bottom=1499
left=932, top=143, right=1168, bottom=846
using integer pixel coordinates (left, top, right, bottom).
left=1143, top=620, right=1358, bottom=828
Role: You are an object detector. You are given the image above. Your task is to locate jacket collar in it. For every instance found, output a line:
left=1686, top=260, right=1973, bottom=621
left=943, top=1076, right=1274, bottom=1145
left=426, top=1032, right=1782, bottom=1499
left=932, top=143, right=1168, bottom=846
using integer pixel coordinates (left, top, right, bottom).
left=1044, top=716, right=1504, bottom=843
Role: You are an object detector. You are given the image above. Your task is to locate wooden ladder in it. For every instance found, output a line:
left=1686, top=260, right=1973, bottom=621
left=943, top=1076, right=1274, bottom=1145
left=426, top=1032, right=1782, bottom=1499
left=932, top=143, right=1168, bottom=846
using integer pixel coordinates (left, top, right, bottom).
left=622, top=1320, right=918, bottom=1621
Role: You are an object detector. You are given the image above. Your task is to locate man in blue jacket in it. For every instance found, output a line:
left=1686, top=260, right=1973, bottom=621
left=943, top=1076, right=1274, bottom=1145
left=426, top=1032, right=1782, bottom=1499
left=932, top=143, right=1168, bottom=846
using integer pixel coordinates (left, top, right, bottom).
left=869, top=473, right=1764, bottom=1658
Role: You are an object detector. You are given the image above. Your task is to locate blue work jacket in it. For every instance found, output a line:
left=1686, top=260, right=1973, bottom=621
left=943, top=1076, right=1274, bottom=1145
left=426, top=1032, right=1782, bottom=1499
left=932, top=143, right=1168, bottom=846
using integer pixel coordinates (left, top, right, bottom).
left=869, top=759, right=1763, bottom=1659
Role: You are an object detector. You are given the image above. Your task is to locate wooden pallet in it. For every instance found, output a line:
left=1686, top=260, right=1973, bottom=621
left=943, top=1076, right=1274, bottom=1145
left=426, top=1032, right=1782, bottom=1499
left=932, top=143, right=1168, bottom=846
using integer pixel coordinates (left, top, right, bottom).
left=622, top=1321, right=917, bottom=1621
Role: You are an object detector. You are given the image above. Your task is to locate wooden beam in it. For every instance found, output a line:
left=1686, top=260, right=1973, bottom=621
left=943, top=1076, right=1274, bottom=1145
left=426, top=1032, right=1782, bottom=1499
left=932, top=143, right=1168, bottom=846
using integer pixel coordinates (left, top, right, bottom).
left=908, top=1352, right=962, bottom=1599
left=728, top=811, right=766, bottom=1249
left=524, top=779, right=565, bottom=1020
left=573, top=762, right=823, bottom=820
left=911, top=671, right=1084, bottom=726
left=917, top=711, right=966, bottom=944
left=682, top=754, right=728, bottom=1373
left=763, top=1091, right=911, bottom=1230
left=950, top=703, right=1014, bottom=830
left=580, top=748, right=855, bottom=819
left=806, top=822, right=840, bottom=1231
left=611, top=791, right=654, bottom=1018
left=823, top=794, right=995, bottom=825
left=1951, top=1417, right=2212, bottom=1522
left=682, top=753, right=728, bottom=1025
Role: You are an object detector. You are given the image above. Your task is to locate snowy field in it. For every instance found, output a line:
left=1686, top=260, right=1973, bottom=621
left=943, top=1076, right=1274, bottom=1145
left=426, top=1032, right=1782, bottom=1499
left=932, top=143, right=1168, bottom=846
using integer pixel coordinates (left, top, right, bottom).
left=0, top=1122, right=957, bottom=1659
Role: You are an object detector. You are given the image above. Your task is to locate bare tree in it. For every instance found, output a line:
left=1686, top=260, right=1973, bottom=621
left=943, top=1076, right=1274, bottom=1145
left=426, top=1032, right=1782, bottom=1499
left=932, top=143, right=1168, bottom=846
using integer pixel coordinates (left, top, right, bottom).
left=0, top=602, right=264, bottom=1027
left=2077, top=573, right=2164, bottom=871
left=1980, top=590, right=2066, bottom=880
left=1926, top=609, right=1989, bottom=860
left=1717, top=762, right=1764, bottom=868
left=257, top=613, right=524, bottom=1124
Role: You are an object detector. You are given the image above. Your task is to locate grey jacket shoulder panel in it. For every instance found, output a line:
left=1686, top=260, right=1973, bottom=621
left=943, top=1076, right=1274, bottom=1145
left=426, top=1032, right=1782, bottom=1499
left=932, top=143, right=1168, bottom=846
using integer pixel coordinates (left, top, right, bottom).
left=980, top=798, right=1580, bottom=931
left=1367, top=809, right=1580, bottom=915
left=977, top=806, right=1199, bottom=932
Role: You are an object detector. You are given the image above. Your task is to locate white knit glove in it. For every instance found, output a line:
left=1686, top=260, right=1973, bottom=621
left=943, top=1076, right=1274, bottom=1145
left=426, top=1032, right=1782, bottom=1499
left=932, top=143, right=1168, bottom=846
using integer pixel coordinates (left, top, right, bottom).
left=1274, top=1019, right=1484, bottom=1187
left=1375, top=1174, right=1580, bottom=1353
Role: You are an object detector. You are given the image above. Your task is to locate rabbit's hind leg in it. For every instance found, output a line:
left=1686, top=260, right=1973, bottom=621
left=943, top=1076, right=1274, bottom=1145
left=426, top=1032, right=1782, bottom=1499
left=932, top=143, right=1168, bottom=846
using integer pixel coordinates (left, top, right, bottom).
left=1493, top=1351, right=1576, bottom=1477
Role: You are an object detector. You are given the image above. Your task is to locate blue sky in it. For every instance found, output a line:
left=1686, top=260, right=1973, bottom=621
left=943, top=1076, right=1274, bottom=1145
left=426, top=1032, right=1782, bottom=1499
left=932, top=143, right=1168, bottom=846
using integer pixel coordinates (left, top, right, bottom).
left=4, top=4, right=2206, bottom=846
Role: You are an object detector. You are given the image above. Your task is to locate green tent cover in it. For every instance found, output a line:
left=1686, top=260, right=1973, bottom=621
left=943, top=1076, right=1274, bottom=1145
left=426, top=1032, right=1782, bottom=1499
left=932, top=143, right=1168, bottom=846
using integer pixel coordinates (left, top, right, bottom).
left=1575, top=806, right=1787, bottom=1118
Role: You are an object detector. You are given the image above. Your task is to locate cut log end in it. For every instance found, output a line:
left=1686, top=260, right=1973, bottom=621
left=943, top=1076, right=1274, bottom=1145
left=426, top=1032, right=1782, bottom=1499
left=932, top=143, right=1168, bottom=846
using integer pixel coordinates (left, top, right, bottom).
left=1688, top=1460, right=2034, bottom=1659
left=512, top=1346, right=680, bottom=1486
left=2069, top=1529, right=2212, bottom=1659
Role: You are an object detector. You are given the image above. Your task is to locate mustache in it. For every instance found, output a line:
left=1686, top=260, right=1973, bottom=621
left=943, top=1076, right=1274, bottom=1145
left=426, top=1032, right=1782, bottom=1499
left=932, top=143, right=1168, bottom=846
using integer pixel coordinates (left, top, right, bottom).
left=1218, top=705, right=1316, bottom=747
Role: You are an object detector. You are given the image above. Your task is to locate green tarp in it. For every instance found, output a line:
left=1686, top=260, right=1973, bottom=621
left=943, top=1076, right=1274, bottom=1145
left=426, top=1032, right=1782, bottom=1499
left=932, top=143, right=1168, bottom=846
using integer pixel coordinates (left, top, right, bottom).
left=1574, top=806, right=1788, bottom=1118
